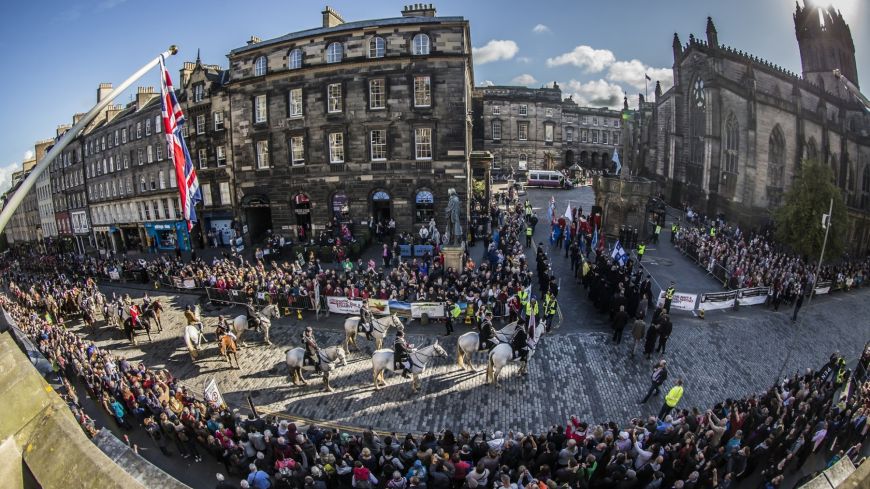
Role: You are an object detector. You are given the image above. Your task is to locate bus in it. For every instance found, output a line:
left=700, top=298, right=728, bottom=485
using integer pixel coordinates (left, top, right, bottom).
left=526, top=170, right=569, bottom=188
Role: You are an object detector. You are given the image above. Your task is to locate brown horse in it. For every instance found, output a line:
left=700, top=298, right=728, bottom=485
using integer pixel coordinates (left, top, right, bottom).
left=142, top=300, right=164, bottom=333
left=219, top=334, right=240, bottom=369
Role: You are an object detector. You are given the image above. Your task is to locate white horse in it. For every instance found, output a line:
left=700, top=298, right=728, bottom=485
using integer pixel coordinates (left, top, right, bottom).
left=285, top=345, right=347, bottom=391
left=183, top=306, right=207, bottom=360
left=343, top=314, right=404, bottom=352
left=456, top=321, right=519, bottom=371
left=486, top=323, right=544, bottom=386
left=371, top=341, right=447, bottom=392
left=232, top=304, right=280, bottom=346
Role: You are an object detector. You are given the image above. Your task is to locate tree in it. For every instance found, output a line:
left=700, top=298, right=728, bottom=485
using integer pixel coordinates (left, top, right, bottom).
left=773, top=159, right=847, bottom=261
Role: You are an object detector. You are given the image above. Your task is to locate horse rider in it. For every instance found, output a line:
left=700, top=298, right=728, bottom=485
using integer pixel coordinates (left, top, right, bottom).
left=510, top=323, right=530, bottom=365
left=359, top=299, right=375, bottom=341
left=185, top=305, right=203, bottom=333
left=479, top=311, right=497, bottom=351
left=245, top=299, right=261, bottom=331
left=394, top=330, right=414, bottom=378
left=129, top=303, right=141, bottom=329
left=142, top=292, right=152, bottom=311
left=216, top=316, right=237, bottom=342
left=301, top=326, right=322, bottom=373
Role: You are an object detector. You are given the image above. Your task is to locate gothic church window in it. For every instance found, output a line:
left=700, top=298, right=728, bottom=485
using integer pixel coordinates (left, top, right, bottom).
left=724, top=114, right=739, bottom=173
left=767, top=126, right=785, bottom=190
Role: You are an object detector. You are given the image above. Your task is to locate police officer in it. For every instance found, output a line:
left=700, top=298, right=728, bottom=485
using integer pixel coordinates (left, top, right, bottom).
left=302, top=326, right=321, bottom=372
left=446, top=301, right=461, bottom=337
left=479, top=311, right=496, bottom=350
left=653, top=223, right=662, bottom=244
left=543, top=292, right=557, bottom=332
left=525, top=297, right=539, bottom=327
left=637, top=242, right=647, bottom=262
left=394, top=330, right=413, bottom=378
left=664, top=281, right=676, bottom=313
left=525, top=222, right=533, bottom=248
left=671, top=220, right=680, bottom=244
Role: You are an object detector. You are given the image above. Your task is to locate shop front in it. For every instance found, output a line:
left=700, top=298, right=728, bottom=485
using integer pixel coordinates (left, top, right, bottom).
left=143, top=221, right=192, bottom=252
left=121, top=225, right=144, bottom=253
left=201, top=212, right=235, bottom=247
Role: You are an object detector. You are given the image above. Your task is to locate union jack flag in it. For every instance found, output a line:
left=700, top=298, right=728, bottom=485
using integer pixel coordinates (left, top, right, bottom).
left=159, top=56, right=201, bottom=231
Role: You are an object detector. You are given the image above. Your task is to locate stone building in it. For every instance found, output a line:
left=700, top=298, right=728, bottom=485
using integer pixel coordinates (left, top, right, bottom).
left=49, top=121, right=83, bottom=253
left=473, top=84, right=626, bottom=174
left=178, top=56, right=237, bottom=247
left=84, top=84, right=194, bottom=254
left=226, top=4, right=473, bottom=242
left=643, top=2, right=870, bottom=253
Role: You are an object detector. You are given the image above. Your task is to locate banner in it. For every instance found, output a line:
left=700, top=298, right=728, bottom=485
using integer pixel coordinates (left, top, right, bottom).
left=172, top=277, right=184, bottom=288
left=183, top=278, right=196, bottom=289
left=203, top=378, right=225, bottom=408
left=388, top=301, right=412, bottom=315
left=108, top=270, right=120, bottom=281
left=326, top=296, right=363, bottom=315
left=656, top=291, right=697, bottom=311
left=814, top=280, right=832, bottom=296
left=368, top=298, right=391, bottom=315
left=737, top=287, right=770, bottom=306
left=699, top=291, right=737, bottom=310
left=411, top=302, right=446, bottom=319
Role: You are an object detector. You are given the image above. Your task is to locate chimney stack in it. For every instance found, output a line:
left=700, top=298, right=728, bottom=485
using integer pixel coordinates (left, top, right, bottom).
left=56, top=124, right=72, bottom=138
left=106, top=104, right=124, bottom=122
left=179, top=61, right=196, bottom=88
left=246, top=36, right=262, bottom=46
left=402, top=3, right=437, bottom=17
left=97, top=82, right=113, bottom=103
left=136, top=86, right=157, bottom=110
left=322, top=6, right=345, bottom=28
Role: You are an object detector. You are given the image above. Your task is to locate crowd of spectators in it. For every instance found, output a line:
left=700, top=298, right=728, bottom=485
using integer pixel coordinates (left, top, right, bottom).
left=2, top=280, right=868, bottom=489
left=674, top=215, right=870, bottom=303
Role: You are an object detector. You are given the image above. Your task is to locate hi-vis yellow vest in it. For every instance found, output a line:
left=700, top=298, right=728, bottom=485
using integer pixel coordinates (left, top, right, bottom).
left=665, top=386, right=684, bottom=407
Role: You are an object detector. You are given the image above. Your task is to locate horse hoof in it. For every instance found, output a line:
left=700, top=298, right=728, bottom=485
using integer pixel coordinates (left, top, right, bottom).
left=324, top=386, right=334, bottom=392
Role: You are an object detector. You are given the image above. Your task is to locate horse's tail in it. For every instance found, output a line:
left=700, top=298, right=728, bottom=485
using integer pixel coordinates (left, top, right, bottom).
left=486, top=353, right=494, bottom=382
left=457, top=344, right=465, bottom=369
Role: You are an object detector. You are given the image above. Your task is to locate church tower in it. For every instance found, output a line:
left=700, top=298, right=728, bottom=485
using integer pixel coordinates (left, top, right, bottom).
left=794, top=0, right=859, bottom=90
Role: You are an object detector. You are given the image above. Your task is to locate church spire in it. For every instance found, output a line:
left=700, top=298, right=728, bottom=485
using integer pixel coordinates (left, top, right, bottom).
left=672, top=32, right=682, bottom=61
left=195, top=48, right=201, bottom=65
left=705, top=16, right=718, bottom=47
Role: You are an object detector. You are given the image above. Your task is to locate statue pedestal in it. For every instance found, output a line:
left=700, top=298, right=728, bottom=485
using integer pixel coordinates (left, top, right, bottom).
left=441, top=244, right=465, bottom=272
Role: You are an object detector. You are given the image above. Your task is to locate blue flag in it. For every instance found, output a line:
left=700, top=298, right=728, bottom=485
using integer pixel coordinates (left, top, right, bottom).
left=612, top=149, right=622, bottom=175
left=611, top=240, right=629, bottom=266
left=591, top=225, right=599, bottom=252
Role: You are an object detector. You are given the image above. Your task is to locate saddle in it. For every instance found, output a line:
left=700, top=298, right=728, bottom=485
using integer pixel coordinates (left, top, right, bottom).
left=357, top=320, right=372, bottom=334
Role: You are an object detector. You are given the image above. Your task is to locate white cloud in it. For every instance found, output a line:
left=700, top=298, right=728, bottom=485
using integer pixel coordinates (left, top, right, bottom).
left=473, top=40, right=519, bottom=65
left=564, top=79, right=625, bottom=109
left=97, top=0, right=128, bottom=11
left=532, top=24, right=551, bottom=34
left=511, top=74, right=538, bottom=86
left=23, top=150, right=34, bottom=160
left=479, top=80, right=495, bottom=87
left=516, top=56, right=532, bottom=64
left=546, top=45, right=615, bottom=72
left=0, top=162, right=20, bottom=194
left=607, top=60, right=674, bottom=91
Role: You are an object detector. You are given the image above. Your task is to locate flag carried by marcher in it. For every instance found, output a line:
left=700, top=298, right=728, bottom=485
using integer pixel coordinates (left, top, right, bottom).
left=564, top=204, right=573, bottom=222
left=611, top=240, right=629, bottom=266
left=159, top=56, right=201, bottom=231
left=591, top=225, right=599, bottom=251
left=612, top=149, right=622, bottom=175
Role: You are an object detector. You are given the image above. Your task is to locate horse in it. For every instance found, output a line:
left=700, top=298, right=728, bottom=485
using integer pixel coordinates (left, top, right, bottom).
left=232, top=304, right=280, bottom=346
left=371, top=341, right=447, bottom=392
left=343, top=314, right=404, bottom=352
left=81, top=297, right=97, bottom=332
left=456, top=321, right=519, bottom=371
left=123, top=308, right=154, bottom=344
left=285, top=345, right=347, bottom=392
left=219, top=334, right=240, bottom=369
left=141, top=299, right=164, bottom=333
left=486, top=323, right=544, bottom=386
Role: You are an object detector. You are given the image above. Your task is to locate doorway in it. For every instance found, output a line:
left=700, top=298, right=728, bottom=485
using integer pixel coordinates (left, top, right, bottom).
left=293, top=193, right=312, bottom=231
left=371, top=190, right=391, bottom=224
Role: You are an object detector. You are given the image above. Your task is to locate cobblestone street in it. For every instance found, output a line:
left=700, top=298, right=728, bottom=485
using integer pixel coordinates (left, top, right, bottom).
left=82, top=277, right=870, bottom=434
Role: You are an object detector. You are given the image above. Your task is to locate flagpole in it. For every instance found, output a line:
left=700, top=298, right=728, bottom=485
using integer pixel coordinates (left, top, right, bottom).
left=0, top=46, right=178, bottom=236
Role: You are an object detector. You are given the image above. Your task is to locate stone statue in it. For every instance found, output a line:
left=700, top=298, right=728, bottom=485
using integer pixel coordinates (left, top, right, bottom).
left=444, top=188, right=462, bottom=245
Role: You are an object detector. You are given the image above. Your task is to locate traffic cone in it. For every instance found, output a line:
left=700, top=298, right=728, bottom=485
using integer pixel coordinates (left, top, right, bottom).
left=296, top=309, right=302, bottom=320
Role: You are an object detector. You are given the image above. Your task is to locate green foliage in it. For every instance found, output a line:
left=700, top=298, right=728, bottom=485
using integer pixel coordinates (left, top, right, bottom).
left=773, top=159, right=847, bottom=261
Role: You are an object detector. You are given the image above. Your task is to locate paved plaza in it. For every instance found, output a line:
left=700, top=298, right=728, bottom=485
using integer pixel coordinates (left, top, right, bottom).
left=72, top=187, right=870, bottom=436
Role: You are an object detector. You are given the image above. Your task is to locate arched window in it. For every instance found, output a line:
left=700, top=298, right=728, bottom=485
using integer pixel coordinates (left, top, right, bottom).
left=724, top=113, right=739, bottom=173
left=767, top=126, right=785, bottom=190
left=830, top=153, right=840, bottom=187
left=288, top=48, right=303, bottom=69
left=688, top=76, right=705, bottom=187
left=861, top=165, right=870, bottom=209
left=412, top=33, right=430, bottom=55
left=415, top=189, right=434, bottom=223
left=368, top=37, right=385, bottom=59
left=326, top=42, right=343, bottom=63
left=254, top=56, right=268, bottom=77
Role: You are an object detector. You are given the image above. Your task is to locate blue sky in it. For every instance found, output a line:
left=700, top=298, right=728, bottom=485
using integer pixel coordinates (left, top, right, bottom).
left=0, top=0, right=866, bottom=191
